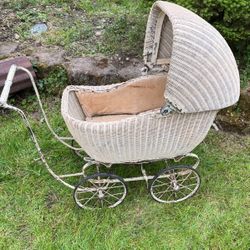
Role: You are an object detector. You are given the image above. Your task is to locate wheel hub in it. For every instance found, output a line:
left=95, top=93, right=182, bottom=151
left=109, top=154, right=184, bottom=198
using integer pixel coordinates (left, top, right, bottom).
left=171, top=180, right=180, bottom=191
left=98, top=190, right=105, bottom=199
left=149, top=166, right=201, bottom=204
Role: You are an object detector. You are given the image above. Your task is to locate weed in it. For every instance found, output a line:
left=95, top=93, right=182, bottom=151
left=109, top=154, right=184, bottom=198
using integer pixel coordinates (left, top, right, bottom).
left=37, top=67, right=68, bottom=95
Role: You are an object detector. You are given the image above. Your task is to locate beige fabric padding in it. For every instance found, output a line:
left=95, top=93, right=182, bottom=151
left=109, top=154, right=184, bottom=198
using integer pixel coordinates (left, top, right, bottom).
left=86, top=114, right=134, bottom=122
left=76, top=75, right=167, bottom=117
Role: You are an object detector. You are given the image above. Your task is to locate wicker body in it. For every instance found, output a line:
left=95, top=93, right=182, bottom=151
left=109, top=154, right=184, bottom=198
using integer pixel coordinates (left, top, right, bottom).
left=61, top=1, right=239, bottom=163
left=62, top=85, right=217, bottom=163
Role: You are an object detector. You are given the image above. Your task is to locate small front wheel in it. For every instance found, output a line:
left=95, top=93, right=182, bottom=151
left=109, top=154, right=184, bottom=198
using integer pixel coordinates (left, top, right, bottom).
left=73, top=173, right=127, bottom=209
left=149, top=165, right=201, bottom=203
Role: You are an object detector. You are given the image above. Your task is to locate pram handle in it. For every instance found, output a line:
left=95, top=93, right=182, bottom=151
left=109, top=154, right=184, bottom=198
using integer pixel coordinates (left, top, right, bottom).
left=0, top=64, right=17, bottom=105
left=1, top=64, right=83, bottom=152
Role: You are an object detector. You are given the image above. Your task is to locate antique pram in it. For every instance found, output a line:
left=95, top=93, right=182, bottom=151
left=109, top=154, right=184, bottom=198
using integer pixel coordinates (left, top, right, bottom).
left=0, top=1, right=240, bottom=209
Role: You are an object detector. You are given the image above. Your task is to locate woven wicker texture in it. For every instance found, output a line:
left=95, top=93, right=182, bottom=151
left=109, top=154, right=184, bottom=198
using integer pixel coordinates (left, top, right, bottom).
left=144, top=1, right=240, bottom=113
left=61, top=85, right=217, bottom=163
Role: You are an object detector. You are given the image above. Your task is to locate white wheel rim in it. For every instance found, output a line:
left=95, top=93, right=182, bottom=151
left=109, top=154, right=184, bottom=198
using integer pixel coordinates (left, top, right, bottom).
left=74, top=175, right=127, bottom=209
left=150, top=167, right=200, bottom=203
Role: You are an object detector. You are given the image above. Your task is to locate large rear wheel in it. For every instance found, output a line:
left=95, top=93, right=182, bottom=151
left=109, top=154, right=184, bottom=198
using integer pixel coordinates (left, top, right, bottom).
left=149, top=165, right=201, bottom=203
left=73, top=173, right=127, bottom=209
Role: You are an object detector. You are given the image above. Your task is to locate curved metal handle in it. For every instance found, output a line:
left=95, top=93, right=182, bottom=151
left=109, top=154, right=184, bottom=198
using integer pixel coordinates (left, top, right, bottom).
left=0, top=64, right=17, bottom=105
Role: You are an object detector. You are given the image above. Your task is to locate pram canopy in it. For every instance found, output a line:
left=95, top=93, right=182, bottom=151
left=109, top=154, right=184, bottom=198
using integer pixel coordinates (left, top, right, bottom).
left=144, top=1, right=240, bottom=113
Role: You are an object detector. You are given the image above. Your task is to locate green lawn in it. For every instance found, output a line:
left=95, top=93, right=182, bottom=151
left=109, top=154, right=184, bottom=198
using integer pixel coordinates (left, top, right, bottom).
left=1, top=0, right=250, bottom=249
left=0, top=99, right=249, bottom=249
left=1, top=0, right=150, bottom=57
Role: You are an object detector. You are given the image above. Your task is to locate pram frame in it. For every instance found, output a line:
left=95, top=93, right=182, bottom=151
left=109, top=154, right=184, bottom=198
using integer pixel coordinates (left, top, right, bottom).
left=0, top=65, right=201, bottom=209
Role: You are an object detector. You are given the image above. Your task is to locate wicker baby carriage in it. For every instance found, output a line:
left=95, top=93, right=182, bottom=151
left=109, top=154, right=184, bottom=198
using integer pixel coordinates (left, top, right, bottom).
left=0, top=1, right=239, bottom=209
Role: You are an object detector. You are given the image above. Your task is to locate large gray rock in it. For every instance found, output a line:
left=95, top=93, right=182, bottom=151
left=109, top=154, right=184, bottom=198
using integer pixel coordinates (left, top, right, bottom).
left=31, top=48, right=66, bottom=68
left=238, top=88, right=250, bottom=116
left=66, top=57, right=121, bottom=85
left=0, top=42, right=19, bottom=57
left=216, top=87, right=250, bottom=134
left=117, top=59, right=144, bottom=81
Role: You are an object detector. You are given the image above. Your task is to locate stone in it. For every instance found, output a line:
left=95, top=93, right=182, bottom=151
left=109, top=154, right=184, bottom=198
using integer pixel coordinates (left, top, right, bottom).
left=14, top=33, right=20, bottom=40
left=117, top=59, right=144, bottom=81
left=238, top=88, right=250, bottom=117
left=215, top=87, right=250, bottom=134
left=0, top=42, right=19, bottom=56
left=242, top=126, right=250, bottom=134
left=65, top=57, right=121, bottom=85
left=30, top=23, right=48, bottom=35
left=95, top=31, right=102, bottom=37
left=31, top=48, right=66, bottom=68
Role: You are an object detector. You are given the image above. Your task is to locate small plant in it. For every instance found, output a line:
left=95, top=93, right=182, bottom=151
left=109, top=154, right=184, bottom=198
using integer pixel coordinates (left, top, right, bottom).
left=37, top=67, right=68, bottom=95
left=44, top=22, right=94, bottom=51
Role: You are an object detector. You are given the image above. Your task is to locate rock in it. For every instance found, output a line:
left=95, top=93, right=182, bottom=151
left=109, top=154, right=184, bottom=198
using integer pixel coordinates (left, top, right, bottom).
left=95, top=31, right=102, bottom=37
left=31, top=48, right=66, bottom=68
left=242, top=126, right=250, bottom=134
left=30, top=23, right=48, bottom=35
left=0, top=42, right=19, bottom=56
left=216, top=113, right=246, bottom=133
left=30, top=48, right=66, bottom=78
left=118, top=59, right=144, bottom=80
left=238, top=88, right=250, bottom=118
left=215, top=87, right=250, bottom=134
left=65, top=57, right=121, bottom=85
left=14, top=34, right=20, bottom=40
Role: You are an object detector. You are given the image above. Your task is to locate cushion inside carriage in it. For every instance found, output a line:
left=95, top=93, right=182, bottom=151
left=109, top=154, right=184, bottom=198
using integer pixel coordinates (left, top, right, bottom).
left=86, top=115, right=133, bottom=122
left=76, top=75, right=167, bottom=122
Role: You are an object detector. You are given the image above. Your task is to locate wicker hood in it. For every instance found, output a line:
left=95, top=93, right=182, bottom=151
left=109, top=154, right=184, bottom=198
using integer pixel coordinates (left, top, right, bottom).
left=143, top=1, right=240, bottom=113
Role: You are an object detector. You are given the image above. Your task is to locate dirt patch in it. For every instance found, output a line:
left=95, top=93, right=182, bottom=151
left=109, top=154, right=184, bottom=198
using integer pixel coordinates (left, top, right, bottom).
left=45, top=191, right=59, bottom=209
left=0, top=5, right=20, bottom=43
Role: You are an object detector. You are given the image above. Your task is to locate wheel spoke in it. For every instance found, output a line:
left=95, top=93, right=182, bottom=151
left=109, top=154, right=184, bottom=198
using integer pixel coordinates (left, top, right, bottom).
left=178, top=171, right=193, bottom=186
left=77, top=187, right=97, bottom=194
left=101, top=177, right=110, bottom=189
left=178, top=189, right=188, bottom=198
left=179, top=184, right=195, bottom=192
left=100, top=199, right=104, bottom=208
left=154, top=178, right=167, bottom=185
left=74, top=173, right=126, bottom=209
left=77, top=195, right=97, bottom=202
left=103, top=183, right=124, bottom=190
left=88, top=180, right=100, bottom=190
left=155, top=186, right=172, bottom=199
left=103, top=198, right=113, bottom=205
left=174, top=192, right=177, bottom=199
left=165, top=191, right=174, bottom=201
left=152, top=182, right=169, bottom=188
left=150, top=167, right=200, bottom=203
left=82, top=192, right=98, bottom=207
left=153, top=186, right=172, bottom=195
left=166, top=173, right=175, bottom=182
left=103, top=190, right=123, bottom=200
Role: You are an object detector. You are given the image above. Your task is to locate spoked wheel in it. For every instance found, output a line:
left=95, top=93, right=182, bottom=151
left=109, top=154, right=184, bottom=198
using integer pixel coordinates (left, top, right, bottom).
left=73, top=173, right=127, bottom=209
left=149, top=165, right=201, bottom=203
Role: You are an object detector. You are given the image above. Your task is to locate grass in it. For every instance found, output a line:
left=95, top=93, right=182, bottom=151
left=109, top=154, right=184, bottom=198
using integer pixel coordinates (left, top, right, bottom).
left=0, top=0, right=249, bottom=248
left=2, top=0, right=250, bottom=75
left=2, top=0, right=150, bottom=57
left=0, top=98, right=250, bottom=249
